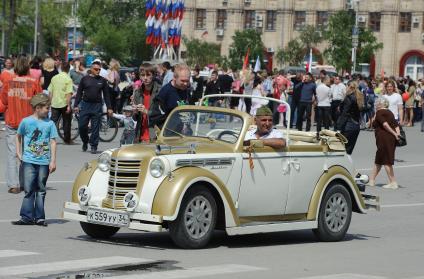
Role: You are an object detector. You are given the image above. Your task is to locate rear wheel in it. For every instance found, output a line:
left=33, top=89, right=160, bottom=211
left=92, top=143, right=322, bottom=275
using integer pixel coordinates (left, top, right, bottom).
left=313, top=184, right=352, bottom=242
left=169, top=186, right=217, bottom=249
left=80, top=222, right=120, bottom=239
left=56, top=113, right=80, bottom=141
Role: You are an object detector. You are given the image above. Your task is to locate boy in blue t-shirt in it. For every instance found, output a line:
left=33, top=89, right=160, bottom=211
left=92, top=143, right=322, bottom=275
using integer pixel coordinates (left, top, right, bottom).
left=12, top=94, right=58, bottom=227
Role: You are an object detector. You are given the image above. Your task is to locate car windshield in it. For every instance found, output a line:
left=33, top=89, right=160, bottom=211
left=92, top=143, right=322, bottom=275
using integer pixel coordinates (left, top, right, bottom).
left=163, top=110, right=244, bottom=144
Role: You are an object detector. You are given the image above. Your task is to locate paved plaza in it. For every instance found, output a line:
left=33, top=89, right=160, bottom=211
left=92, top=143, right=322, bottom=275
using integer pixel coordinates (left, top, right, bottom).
left=0, top=126, right=423, bottom=279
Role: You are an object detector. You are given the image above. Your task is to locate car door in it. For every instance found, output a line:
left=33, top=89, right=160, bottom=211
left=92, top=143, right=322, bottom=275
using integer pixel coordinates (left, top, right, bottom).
left=237, top=147, right=291, bottom=217
left=284, top=147, right=327, bottom=215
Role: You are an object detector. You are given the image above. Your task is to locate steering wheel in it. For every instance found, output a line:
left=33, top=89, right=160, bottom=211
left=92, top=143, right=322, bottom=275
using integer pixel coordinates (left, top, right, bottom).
left=217, top=130, right=239, bottom=141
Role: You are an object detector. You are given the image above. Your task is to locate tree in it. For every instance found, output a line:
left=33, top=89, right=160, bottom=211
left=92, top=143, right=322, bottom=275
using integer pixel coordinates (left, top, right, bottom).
left=275, top=39, right=304, bottom=66
left=299, top=24, right=323, bottom=50
left=324, top=10, right=383, bottom=73
left=228, top=29, right=264, bottom=70
left=78, top=0, right=149, bottom=65
left=182, top=36, right=222, bottom=68
left=275, top=25, right=323, bottom=67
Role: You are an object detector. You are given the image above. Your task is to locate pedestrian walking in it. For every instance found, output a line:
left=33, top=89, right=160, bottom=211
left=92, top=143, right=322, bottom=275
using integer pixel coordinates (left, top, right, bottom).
left=49, top=62, right=73, bottom=144
left=383, top=79, right=403, bottom=124
left=12, top=94, right=58, bottom=226
left=132, top=63, right=161, bottom=142
left=29, top=56, right=42, bottom=82
left=250, top=77, right=269, bottom=116
left=204, top=70, right=222, bottom=107
left=336, top=81, right=364, bottom=155
left=161, top=61, right=174, bottom=88
left=369, top=97, right=400, bottom=189
left=330, top=75, right=346, bottom=127
left=289, top=72, right=302, bottom=128
left=73, top=61, right=113, bottom=154
left=112, top=106, right=136, bottom=146
left=296, top=73, right=316, bottom=131
left=316, top=76, right=332, bottom=134
left=404, top=79, right=416, bottom=127
left=106, top=59, right=121, bottom=112
left=190, top=68, right=205, bottom=105
left=41, top=58, right=59, bottom=94
left=149, top=64, right=190, bottom=128
left=0, top=56, right=42, bottom=194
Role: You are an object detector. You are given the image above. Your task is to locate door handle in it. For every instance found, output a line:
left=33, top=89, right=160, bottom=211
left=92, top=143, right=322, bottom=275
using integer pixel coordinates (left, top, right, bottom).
left=290, top=160, right=301, bottom=171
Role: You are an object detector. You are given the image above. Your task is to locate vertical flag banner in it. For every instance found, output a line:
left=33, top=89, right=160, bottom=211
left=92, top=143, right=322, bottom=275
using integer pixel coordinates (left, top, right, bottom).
left=254, top=56, right=261, bottom=73
left=145, top=0, right=185, bottom=60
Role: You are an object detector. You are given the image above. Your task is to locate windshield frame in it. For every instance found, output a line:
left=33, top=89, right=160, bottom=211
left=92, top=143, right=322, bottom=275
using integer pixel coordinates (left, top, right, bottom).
left=160, top=106, right=247, bottom=145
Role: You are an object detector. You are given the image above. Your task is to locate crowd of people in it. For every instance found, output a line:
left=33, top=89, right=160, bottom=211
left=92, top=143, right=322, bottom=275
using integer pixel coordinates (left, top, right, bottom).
left=1, top=55, right=423, bottom=203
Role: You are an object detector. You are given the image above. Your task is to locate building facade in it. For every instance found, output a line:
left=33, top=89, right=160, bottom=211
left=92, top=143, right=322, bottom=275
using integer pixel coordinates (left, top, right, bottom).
left=182, top=0, right=424, bottom=79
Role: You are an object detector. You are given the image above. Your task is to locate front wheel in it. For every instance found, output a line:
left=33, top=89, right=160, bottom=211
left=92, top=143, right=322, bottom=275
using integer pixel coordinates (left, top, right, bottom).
left=168, top=186, right=217, bottom=249
left=313, top=184, right=352, bottom=242
left=99, top=115, right=118, bottom=142
left=80, top=222, right=120, bottom=239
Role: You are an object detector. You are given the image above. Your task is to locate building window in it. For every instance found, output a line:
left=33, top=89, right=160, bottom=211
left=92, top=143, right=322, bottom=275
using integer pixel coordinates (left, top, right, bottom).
left=244, top=10, right=256, bottom=29
left=294, top=11, right=306, bottom=30
left=216, top=10, right=227, bottom=29
left=368, top=12, right=381, bottom=32
left=316, top=11, right=328, bottom=28
left=195, top=9, right=207, bottom=29
left=266, top=11, right=277, bottom=31
left=399, top=12, right=412, bottom=32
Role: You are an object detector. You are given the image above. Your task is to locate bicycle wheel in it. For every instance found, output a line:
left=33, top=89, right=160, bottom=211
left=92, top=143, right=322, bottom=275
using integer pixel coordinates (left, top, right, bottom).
left=99, top=114, right=119, bottom=142
left=56, top=113, right=80, bottom=141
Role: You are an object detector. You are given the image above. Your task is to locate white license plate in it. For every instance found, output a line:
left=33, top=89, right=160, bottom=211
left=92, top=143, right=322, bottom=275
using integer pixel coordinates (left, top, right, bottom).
left=87, top=208, right=130, bottom=227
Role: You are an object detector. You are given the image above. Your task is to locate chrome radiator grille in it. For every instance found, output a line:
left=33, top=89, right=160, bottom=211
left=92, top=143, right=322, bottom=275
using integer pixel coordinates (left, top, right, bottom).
left=102, top=158, right=141, bottom=209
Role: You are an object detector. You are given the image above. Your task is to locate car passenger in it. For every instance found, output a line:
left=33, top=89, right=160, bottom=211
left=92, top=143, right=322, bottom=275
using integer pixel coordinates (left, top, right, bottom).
left=244, top=105, right=286, bottom=149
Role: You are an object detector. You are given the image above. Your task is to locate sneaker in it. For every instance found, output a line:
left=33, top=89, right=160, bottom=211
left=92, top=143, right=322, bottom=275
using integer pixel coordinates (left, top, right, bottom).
left=11, top=220, right=34, bottom=225
left=82, top=143, right=88, bottom=152
left=90, top=147, right=97, bottom=154
left=367, top=180, right=376, bottom=187
left=35, top=220, right=48, bottom=227
left=382, top=182, right=398, bottom=189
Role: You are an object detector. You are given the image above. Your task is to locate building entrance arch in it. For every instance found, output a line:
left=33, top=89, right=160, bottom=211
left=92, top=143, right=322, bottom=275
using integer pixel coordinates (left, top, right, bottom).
left=399, top=50, right=424, bottom=80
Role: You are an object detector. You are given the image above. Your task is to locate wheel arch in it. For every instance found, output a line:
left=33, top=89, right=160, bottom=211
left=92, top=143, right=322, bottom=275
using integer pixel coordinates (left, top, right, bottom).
left=307, top=165, right=366, bottom=220
left=151, top=167, right=240, bottom=227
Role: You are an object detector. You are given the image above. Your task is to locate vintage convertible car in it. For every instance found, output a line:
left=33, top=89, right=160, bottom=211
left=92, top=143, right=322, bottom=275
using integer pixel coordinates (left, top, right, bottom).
left=63, top=95, right=379, bottom=249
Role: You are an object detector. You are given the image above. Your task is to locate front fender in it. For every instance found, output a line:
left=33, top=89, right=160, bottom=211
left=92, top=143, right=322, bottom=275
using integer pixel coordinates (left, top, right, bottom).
left=307, top=165, right=366, bottom=220
left=71, top=160, right=98, bottom=203
left=151, top=167, right=240, bottom=227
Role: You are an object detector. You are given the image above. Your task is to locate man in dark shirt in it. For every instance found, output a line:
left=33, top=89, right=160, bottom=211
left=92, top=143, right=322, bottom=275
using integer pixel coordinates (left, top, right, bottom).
left=150, top=64, right=190, bottom=129
left=190, top=68, right=204, bottom=105
left=204, top=71, right=222, bottom=106
left=296, top=73, right=316, bottom=131
left=217, top=68, right=233, bottom=107
left=74, top=61, right=113, bottom=153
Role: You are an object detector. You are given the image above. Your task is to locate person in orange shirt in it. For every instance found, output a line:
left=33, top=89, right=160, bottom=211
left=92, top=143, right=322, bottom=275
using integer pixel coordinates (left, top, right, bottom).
left=0, top=56, right=42, bottom=194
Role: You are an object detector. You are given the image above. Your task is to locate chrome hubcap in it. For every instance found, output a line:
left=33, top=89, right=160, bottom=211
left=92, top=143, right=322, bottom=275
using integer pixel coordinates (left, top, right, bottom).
left=325, top=193, right=348, bottom=233
left=184, top=196, right=212, bottom=239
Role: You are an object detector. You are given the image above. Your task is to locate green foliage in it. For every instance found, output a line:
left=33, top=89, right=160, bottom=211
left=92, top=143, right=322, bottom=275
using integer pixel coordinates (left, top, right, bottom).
left=324, top=11, right=383, bottom=72
left=275, top=39, right=304, bottom=66
left=276, top=25, right=322, bottom=66
left=228, top=29, right=264, bottom=70
left=78, top=0, right=149, bottom=65
left=182, top=36, right=222, bottom=68
left=298, top=25, right=323, bottom=49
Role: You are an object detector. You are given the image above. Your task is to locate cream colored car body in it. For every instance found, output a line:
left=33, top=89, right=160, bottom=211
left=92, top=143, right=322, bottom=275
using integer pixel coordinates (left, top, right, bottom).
left=63, top=101, right=377, bottom=238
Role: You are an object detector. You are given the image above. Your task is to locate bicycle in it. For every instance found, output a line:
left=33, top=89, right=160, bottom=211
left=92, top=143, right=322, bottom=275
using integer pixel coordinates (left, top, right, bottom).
left=56, top=112, right=119, bottom=143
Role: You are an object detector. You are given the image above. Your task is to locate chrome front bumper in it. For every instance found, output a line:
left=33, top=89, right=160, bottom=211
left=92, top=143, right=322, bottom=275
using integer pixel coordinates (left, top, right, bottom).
left=62, top=202, right=164, bottom=232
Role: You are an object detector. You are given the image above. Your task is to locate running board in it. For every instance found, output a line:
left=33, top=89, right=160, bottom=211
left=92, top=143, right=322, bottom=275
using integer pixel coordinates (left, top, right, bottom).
left=226, top=221, right=317, bottom=236
left=362, top=194, right=381, bottom=211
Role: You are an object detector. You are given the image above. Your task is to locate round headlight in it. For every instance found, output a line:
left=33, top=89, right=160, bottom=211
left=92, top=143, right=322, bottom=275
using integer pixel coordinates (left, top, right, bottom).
left=97, top=153, right=111, bottom=172
left=77, top=186, right=91, bottom=206
left=123, top=192, right=139, bottom=211
left=150, top=158, right=165, bottom=178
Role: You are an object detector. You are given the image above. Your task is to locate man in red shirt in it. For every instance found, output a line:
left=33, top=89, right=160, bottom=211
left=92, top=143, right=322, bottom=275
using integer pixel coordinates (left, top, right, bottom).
left=0, top=56, right=42, bottom=194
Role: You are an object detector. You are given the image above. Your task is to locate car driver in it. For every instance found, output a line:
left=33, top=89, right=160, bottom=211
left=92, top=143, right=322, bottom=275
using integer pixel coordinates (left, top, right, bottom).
left=244, top=105, right=286, bottom=149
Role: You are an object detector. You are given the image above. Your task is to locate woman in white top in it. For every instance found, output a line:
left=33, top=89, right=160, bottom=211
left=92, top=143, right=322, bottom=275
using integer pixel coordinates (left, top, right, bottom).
left=316, top=76, right=332, bottom=133
left=250, top=77, right=269, bottom=116
left=383, top=80, right=403, bottom=124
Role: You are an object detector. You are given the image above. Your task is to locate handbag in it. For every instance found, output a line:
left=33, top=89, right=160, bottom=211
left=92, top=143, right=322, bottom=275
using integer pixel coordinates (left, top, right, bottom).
left=396, top=126, right=407, bottom=147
